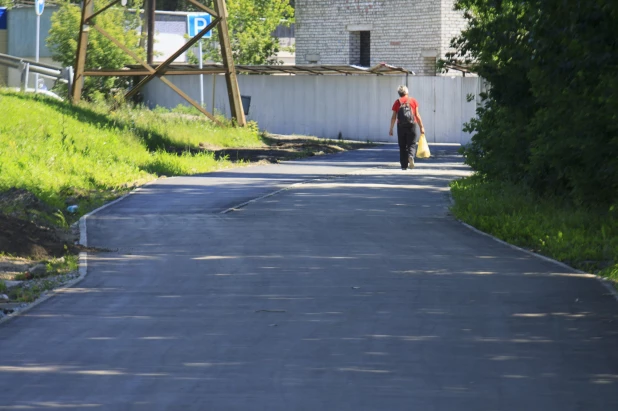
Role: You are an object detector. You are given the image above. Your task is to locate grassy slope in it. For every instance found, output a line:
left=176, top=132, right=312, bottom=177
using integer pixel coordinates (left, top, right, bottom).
left=0, top=91, right=263, bottom=217
left=450, top=176, right=618, bottom=283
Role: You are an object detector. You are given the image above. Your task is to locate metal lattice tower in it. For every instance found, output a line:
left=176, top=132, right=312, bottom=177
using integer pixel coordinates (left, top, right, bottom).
left=72, top=0, right=246, bottom=126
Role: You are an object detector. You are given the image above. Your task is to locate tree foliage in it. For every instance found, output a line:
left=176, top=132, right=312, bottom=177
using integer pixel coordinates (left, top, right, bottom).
left=202, top=0, right=294, bottom=65
left=47, top=1, right=144, bottom=100
left=446, top=0, right=618, bottom=205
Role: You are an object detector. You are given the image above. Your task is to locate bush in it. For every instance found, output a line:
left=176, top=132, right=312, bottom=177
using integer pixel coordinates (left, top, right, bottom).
left=201, top=0, right=294, bottom=65
left=448, top=0, right=618, bottom=206
left=47, top=1, right=144, bottom=100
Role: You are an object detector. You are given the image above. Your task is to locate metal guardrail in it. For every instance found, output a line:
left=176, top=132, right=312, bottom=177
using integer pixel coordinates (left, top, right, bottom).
left=0, top=52, right=73, bottom=94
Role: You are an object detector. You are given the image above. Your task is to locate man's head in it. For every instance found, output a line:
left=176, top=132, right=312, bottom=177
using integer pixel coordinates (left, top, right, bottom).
left=397, top=85, right=409, bottom=97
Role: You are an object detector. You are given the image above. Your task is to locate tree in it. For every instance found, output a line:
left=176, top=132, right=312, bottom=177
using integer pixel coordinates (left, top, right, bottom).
left=445, top=0, right=618, bottom=205
left=47, top=1, right=144, bottom=100
left=202, top=0, right=294, bottom=65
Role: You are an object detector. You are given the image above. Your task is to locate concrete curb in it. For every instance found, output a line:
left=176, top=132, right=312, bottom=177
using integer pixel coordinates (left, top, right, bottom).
left=448, top=192, right=618, bottom=302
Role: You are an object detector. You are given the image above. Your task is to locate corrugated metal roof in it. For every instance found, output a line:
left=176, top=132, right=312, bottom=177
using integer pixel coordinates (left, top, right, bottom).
left=87, top=62, right=414, bottom=77
left=234, top=63, right=413, bottom=75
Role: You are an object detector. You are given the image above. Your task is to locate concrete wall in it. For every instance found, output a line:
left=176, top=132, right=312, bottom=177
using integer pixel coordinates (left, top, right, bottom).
left=142, top=74, right=478, bottom=144
left=7, top=6, right=56, bottom=58
left=295, top=0, right=467, bottom=76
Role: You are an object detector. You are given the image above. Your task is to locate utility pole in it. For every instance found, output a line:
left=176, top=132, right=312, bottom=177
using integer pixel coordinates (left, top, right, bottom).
left=72, top=0, right=94, bottom=101
left=71, top=0, right=245, bottom=127
left=146, top=0, right=155, bottom=64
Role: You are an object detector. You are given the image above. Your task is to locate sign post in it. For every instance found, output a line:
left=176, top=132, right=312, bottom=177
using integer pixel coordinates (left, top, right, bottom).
left=34, top=0, right=44, bottom=92
left=198, top=40, right=203, bottom=107
left=187, top=13, right=212, bottom=107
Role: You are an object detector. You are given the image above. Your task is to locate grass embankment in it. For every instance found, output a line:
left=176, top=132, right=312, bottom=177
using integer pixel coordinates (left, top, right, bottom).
left=0, top=90, right=373, bottom=253
left=450, top=176, right=618, bottom=284
left=0, top=90, right=262, bottom=219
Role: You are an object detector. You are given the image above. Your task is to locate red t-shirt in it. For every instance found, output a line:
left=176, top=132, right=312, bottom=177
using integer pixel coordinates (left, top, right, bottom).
left=392, top=96, right=419, bottom=123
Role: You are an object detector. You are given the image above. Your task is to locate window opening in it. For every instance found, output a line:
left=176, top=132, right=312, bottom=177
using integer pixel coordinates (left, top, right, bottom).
left=359, top=31, right=370, bottom=67
left=349, top=31, right=370, bottom=67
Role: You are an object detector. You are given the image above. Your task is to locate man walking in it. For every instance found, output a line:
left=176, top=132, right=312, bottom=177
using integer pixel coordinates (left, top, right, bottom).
left=389, top=85, right=425, bottom=170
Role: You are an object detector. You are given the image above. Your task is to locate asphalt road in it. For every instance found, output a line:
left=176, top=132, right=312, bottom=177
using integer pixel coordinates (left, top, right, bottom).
left=1, top=145, right=617, bottom=410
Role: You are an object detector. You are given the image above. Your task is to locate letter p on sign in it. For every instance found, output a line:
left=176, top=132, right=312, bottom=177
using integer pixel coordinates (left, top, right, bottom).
left=187, top=13, right=212, bottom=38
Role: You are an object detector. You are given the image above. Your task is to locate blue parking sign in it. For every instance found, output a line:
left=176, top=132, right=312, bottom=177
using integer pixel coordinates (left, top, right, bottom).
left=187, top=13, right=212, bottom=38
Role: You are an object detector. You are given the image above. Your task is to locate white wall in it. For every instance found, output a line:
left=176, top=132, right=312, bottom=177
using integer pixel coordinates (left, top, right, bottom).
left=142, top=74, right=478, bottom=144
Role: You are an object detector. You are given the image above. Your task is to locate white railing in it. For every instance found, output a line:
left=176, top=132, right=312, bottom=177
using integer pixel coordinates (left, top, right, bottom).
left=0, top=52, right=73, bottom=96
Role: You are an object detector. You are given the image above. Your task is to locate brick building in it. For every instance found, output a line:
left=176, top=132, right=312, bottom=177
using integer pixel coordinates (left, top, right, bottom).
left=295, top=0, right=467, bottom=75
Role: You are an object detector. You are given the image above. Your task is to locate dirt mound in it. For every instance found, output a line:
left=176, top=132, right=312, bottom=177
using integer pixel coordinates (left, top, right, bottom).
left=0, top=214, right=75, bottom=259
left=0, top=187, right=45, bottom=208
left=0, top=188, right=77, bottom=259
left=0, top=188, right=55, bottom=222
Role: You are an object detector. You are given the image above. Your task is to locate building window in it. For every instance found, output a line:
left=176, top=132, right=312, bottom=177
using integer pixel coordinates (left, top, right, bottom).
left=350, top=31, right=370, bottom=67
left=360, top=31, right=370, bottom=67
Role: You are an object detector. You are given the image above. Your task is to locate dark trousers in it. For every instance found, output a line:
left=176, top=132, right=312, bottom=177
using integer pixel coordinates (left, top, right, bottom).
left=397, top=125, right=419, bottom=169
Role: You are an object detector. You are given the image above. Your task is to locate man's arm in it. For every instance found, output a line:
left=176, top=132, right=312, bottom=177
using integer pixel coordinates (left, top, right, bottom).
left=415, top=107, right=426, bottom=135
left=389, top=111, right=397, bottom=136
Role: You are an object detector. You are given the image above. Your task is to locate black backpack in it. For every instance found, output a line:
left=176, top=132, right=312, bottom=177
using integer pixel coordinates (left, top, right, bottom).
left=397, top=98, right=415, bottom=127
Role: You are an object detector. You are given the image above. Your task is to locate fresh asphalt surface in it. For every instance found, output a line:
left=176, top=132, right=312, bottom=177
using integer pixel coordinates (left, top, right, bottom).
left=1, top=144, right=618, bottom=410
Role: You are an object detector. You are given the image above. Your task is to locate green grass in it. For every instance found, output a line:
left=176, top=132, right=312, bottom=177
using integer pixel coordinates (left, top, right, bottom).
left=134, top=104, right=264, bottom=149
left=0, top=90, right=263, bottom=218
left=450, top=176, right=618, bottom=283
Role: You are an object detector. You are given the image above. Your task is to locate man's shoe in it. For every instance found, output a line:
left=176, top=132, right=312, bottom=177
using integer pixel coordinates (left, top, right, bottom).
left=408, top=155, right=415, bottom=168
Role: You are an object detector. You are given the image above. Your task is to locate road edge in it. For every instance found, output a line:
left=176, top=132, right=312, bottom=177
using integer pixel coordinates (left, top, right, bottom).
left=0, top=179, right=165, bottom=326
left=448, top=193, right=618, bottom=302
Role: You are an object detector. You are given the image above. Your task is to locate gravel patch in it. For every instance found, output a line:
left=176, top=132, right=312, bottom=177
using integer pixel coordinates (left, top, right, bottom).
left=0, top=270, right=80, bottom=319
